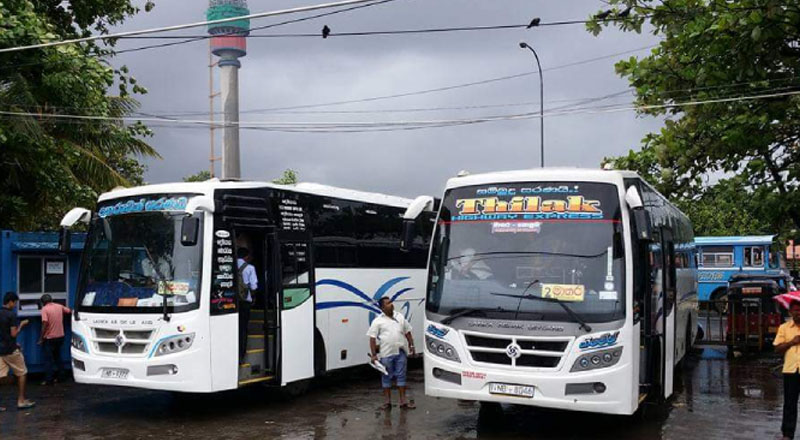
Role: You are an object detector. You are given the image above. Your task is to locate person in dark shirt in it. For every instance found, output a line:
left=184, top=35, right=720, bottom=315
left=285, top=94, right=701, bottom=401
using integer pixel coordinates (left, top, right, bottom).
left=0, top=292, right=35, bottom=411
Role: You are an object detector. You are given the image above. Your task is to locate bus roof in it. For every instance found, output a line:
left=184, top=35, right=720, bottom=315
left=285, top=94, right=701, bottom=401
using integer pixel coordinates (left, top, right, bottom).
left=444, top=168, right=639, bottom=190
left=695, top=235, right=776, bottom=246
left=98, top=179, right=417, bottom=209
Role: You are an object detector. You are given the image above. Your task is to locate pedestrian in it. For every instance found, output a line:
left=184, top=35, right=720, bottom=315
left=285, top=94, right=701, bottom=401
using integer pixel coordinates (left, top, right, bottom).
left=38, top=294, right=71, bottom=385
left=0, top=292, right=35, bottom=411
left=775, top=300, right=800, bottom=439
left=237, top=248, right=257, bottom=361
left=367, top=297, right=416, bottom=410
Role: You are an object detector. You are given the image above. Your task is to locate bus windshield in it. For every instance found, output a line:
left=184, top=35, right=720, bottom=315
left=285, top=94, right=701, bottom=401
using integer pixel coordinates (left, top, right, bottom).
left=76, top=206, right=203, bottom=314
left=427, top=182, right=625, bottom=324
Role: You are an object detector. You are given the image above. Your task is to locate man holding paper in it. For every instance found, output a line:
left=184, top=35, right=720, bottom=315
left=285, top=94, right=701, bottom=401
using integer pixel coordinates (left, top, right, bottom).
left=367, top=297, right=415, bottom=410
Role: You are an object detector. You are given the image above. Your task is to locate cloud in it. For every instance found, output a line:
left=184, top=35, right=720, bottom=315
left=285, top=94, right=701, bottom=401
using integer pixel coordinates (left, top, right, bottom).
left=112, top=0, right=662, bottom=198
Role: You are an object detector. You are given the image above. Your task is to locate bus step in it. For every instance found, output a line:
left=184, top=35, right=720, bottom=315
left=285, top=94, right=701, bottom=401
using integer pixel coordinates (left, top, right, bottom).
left=239, top=362, right=263, bottom=380
left=247, top=334, right=265, bottom=350
left=250, top=309, right=266, bottom=320
left=248, top=320, right=265, bottom=333
left=238, top=375, right=275, bottom=386
left=638, top=392, right=648, bottom=405
left=244, top=348, right=265, bottom=368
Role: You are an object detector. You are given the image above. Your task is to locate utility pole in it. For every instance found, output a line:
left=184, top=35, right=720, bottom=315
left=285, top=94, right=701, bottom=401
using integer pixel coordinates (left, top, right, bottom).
left=207, top=0, right=249, bottom=180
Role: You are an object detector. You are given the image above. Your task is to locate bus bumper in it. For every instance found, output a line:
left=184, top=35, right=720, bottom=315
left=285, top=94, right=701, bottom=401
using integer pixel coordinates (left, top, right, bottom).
left=70, top=347, right=216, bottom=393
left=424, top=355, right=637, bottom=415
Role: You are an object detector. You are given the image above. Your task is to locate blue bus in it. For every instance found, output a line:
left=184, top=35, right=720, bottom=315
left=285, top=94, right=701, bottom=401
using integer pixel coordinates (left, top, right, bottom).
left=696, top=235, right=788, bottom=302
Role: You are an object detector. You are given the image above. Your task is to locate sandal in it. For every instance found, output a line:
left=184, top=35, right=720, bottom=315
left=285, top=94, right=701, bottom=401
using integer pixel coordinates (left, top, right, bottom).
left=380, top=402, right=392, bottom=410
left=17, top=400, right=35, bottom=410
left=400, top=402, right=416, bottom=410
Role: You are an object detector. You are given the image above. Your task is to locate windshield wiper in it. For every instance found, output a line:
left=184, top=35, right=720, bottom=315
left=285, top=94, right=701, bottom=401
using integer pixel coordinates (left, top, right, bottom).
left=440, top=308, right=487, bottom=325
left=143, top=245, right=172, bottom=323
left=490, top=292, right=592, bottom=333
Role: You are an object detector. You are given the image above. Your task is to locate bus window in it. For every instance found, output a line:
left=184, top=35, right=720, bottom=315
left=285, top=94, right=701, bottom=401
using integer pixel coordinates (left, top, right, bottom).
left=701, top=246, right=734, bottom=268
left=744, top=246, right=764, bottom=267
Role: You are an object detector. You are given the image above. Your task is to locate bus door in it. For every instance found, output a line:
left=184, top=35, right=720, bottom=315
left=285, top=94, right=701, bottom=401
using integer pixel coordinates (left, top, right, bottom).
left=640, top=229, right=664, bottom=401
left=660, top=228, right=677, bottom=399
left=274, top=237, right=315, bottom=385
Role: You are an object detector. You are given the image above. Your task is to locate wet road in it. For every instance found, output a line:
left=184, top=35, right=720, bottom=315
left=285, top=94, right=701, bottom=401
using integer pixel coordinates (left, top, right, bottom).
left=0, top=349, right=787, bottom=439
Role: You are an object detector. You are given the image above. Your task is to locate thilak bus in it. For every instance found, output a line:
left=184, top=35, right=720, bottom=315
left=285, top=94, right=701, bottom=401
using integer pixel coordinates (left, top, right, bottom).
left=59, top=180, right=434, bottom=392
left=421, top=169, right=698, bottom=415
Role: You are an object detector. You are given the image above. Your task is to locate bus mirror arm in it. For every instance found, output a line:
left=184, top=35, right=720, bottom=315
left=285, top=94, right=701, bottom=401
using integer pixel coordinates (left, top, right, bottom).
left=400, top=195, right=434, bottom=252
left=400, top=219, right=415, bottom=253
left=633, top=209, right=653, bottom=242
left=58, top=207, right=91, bottom=253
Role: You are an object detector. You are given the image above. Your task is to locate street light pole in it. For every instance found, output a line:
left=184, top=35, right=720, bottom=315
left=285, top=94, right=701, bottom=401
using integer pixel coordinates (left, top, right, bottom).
left=519, top=41, right=544, bottom=168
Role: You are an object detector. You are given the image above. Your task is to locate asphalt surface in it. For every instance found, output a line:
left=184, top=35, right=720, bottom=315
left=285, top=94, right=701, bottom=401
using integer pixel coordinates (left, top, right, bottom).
left=0, top=348, right=787, bottom=439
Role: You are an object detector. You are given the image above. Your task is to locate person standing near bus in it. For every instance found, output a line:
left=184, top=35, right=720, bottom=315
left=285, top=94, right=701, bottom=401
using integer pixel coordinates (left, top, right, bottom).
left=0, top=292, right=35, bottom=411
left=237, top=248, right=258, bottom=361
left=368, top=297, right=416, bottom=410
left=775, top=300, right=800, bottom=440
left=38, top=294, right=71, bottom=385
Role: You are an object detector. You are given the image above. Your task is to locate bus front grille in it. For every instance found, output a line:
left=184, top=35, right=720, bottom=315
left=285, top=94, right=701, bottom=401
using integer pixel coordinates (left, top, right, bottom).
left=91, top=327, right=155, bottom=356
left=463, top=331, right=572, bottom=369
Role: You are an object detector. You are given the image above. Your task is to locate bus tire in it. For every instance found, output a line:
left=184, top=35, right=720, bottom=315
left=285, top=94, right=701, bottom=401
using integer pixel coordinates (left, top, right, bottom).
left=314, top=329, right=326, bottom=377
left=695, top=324, right=705, bottom=343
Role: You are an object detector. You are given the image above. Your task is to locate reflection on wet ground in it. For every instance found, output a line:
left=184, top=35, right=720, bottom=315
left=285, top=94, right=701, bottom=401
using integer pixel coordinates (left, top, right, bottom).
left=0, top=348, right=787, bottom=439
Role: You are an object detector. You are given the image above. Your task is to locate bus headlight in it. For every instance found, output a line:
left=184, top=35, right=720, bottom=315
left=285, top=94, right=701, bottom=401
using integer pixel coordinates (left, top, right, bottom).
left=71, top=334, right=88, bottom=353
left=425, top=336, right=461, bottom=363
left=570, top=347, right=622, bottom=372
left=154, top=333, right=195, bottom=357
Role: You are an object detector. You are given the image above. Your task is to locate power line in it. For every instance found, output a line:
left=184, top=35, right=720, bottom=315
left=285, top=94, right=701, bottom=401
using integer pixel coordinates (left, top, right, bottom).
left=150, top=45, right=657, bottom=118
left=0, top=0, right=397, bottom=71
left=2, top=89, right=797, bottom=132
left=0, top=0, right=388, bottom=54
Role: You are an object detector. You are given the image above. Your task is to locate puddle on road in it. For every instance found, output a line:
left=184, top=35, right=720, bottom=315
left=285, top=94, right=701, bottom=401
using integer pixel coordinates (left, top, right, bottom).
left=0, top=354, right=789, bottom=439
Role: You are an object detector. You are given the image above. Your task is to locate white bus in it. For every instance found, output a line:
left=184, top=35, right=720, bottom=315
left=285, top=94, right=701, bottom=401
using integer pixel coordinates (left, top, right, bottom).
left=59, top=180, right=434, bottom=392
left=420, top=169, right=697, bottom=415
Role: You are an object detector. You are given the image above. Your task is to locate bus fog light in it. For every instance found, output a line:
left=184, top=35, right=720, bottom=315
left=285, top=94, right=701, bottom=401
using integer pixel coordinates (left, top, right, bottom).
left=153, top=333, right=195, bottom=357
left=570, top=347, right=623, bottom=372
left=593, top=382, right=606, bottom=393
left=425, top=336, right=461, bottom=363
left=147, top=364, right=179, bottom=376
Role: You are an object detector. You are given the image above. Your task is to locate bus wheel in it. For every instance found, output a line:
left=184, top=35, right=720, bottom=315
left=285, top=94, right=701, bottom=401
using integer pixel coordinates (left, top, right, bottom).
left=695, top=324, right=705, bottom=344
left=281, top=379, right=311, bottom=398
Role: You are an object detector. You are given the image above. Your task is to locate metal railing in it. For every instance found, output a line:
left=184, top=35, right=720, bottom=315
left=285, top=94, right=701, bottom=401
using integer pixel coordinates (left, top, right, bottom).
left=698, top=298, right=766, bottom=351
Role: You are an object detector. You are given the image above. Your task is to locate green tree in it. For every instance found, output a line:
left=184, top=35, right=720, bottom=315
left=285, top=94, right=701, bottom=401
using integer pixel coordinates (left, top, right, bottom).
left=272, top=168, right=299, bottom=185
left=0, top=0, right=159, bottom=231
left=589, top=0, right=800, bottom=236
left=183, top=170, right=212, bottom=182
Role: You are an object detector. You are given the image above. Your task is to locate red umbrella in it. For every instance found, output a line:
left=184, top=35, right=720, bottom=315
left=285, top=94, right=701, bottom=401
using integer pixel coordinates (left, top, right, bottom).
left=774, top=290, right=800, bottom=310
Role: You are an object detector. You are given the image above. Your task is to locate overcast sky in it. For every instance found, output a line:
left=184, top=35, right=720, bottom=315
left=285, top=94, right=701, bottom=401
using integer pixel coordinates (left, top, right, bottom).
left=110, top=0, right=663, bottom=199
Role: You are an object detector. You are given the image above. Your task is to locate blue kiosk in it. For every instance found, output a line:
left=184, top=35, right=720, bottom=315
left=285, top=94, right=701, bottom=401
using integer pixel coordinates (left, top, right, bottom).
left=0, top=230, right=85, bottom=374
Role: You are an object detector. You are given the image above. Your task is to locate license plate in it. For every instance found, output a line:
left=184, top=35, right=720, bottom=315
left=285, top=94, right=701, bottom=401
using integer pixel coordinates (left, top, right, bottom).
left=101, top=368, right=129, bottom=380
left=489, top=383, right=534, bottom=398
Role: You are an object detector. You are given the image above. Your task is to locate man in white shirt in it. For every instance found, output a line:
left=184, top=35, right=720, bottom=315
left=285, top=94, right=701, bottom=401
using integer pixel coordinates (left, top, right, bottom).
left=238, top=248, right=258, bottom=361
left=367, top=297, right=416, bottom=410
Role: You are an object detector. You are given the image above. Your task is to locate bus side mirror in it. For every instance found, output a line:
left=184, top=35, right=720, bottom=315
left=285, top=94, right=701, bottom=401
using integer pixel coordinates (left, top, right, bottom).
left=400, top=219, right=415, bottom=253
left=181, top=216, right=200, bottom=246
left=633, top=209, right=652, bottom=242
left=58, top=227, right=71, bottom=254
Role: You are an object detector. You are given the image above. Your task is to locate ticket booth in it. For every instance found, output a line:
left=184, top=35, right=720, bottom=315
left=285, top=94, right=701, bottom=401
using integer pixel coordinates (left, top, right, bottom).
left=0, top=230, right=85, bottom=373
